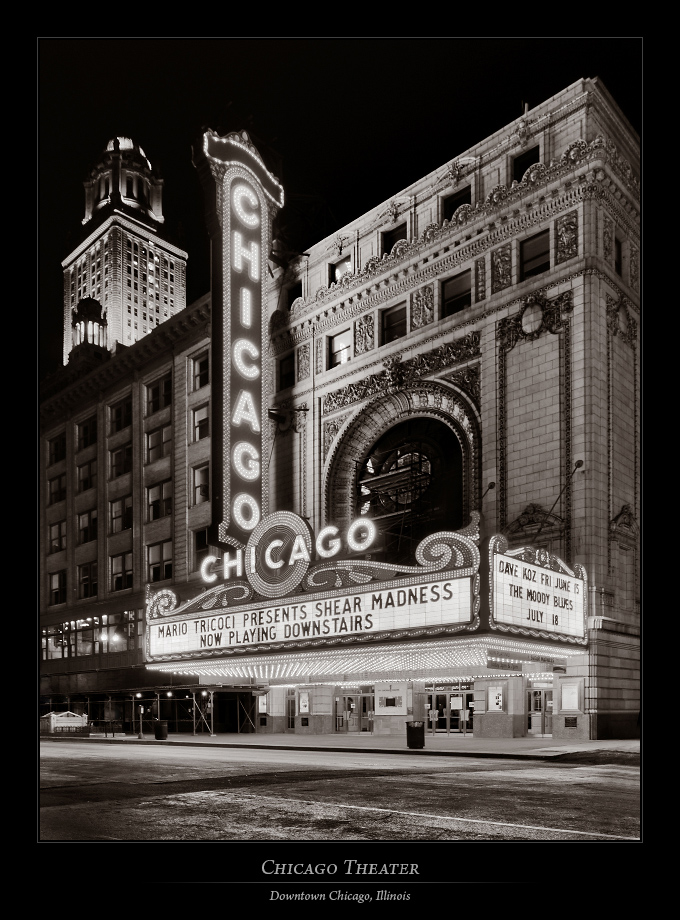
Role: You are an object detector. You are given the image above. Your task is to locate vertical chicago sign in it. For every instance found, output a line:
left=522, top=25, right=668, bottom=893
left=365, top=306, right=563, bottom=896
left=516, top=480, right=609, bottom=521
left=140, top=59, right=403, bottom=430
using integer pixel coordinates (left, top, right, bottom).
left=193, top=130, right=284, bottom=549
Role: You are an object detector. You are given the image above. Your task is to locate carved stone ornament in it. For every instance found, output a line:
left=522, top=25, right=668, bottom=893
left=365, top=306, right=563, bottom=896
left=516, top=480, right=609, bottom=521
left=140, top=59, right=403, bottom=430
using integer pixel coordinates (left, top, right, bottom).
left=630, top=245, right=639, bottom=292
left=297, top=342, right=310, bottom=381
left=505, top=503, right=564, bottom=538
left=555, top=211, right=578, bottom=264
left=354, top=313, right=375, bottom=355
left=606, top=294, right=637, bottom=348
left=499, top=290, right=574, bottom=353
left=475, top=257, right=486, bottom=302
left=609, top=504, right=639, bottom=541
left=443, top=365, right=481, bottom=407
left=411, top=284, right=434, bottom=329
left=315, top=336, right=324, bottom=374
left=323, top=413, right=349, bottom=459
left=322, top=332, right=481, bottom=414
left=491, top=244, right=512, bottom=294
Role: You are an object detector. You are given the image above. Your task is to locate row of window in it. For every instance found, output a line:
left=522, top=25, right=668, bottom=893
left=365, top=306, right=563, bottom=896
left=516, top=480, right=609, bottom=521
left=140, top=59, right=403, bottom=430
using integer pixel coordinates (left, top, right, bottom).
left=48, top=466, right=210, bottom=554
left=48, top=410, right=210, bottom=505
left=279, top=227, right=554, bottom=388
left=47, top=356, right=210, bottom=468
left=42, top=609, right=143, bottom=660
left=48, top=530, right=210, bottom=604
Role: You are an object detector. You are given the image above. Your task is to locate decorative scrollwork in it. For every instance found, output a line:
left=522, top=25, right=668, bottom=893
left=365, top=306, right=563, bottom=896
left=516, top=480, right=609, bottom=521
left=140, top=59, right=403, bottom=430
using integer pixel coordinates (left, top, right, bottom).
left=147, top=588, right=178, bottom=618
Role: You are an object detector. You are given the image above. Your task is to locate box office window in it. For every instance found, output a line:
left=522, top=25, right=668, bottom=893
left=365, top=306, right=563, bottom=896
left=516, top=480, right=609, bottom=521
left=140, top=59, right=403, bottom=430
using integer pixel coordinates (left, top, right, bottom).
left=442, top=270, right=472, bottom=318
left=520, top=230, right=550, bottom=280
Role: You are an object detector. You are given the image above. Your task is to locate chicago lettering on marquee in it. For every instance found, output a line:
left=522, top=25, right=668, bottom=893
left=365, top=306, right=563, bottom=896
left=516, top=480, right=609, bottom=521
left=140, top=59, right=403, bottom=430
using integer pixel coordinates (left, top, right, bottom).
left=193, top=130, right=284, bottom=548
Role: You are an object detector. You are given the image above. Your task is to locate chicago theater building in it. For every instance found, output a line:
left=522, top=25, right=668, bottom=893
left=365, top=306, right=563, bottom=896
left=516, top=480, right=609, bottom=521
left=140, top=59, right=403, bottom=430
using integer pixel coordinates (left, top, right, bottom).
left=39, top=77, right=640, bottom=741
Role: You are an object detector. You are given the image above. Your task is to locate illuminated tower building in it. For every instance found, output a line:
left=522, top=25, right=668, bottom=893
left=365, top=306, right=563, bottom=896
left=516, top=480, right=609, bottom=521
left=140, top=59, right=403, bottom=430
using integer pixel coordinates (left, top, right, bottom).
left=61, top=137, right=187, bottom=366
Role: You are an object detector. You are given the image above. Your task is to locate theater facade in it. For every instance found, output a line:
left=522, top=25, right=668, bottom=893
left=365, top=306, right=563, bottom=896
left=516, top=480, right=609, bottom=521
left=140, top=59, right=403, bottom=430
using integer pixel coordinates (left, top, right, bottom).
left=40, top=77, right=640, bottom=740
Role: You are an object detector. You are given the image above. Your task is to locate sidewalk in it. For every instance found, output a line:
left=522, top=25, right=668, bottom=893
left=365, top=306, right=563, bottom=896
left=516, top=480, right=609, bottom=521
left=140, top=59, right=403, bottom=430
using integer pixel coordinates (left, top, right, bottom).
left=42, top=729, right=640, bottom=762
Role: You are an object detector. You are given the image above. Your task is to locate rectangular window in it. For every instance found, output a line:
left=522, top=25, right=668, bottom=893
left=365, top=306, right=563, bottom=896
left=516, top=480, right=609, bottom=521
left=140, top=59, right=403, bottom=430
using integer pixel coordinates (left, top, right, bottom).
left=329, top=255, right=352, bottom=285
left=111, top=553, right=133, bottom=592
left=512, top=145, right=540, bottom=183
left=442, top=270, right=472, bottom=318
left=146, top=424, right=172, bottom=463
left=49, top=474, right=67, bottom=504
left=147, top=373, right=172, bottom=415
left=77, top=509, right=98, bottom=544
left=147, top=480, right=173, bottom=521
left=329, top=329, right=351, bottom=368
left=194, top=529, right=210, bottom=571
left=77, top=460, right=97, bottom=493
left=110, top=444, right=132, bottom=479
left=110, top=495, right=132, bottom=533
left=442, top=185, right=471, bottom=223
left=193, top=405, right=210, bottom=441
left=49, top=571, right=67, bottom=606
left=78, top=562, right=98, bottom=599
left=520, top=230, right=550, bottom=280
left=77, top=415, right=98, bottom=451
left=48, top=433, right=66, bottom=465
left=110, top=396, right=132, bottom=433
left=193, top=353, right=209, bottom=391
left=382, top=223, right=407, bottom=256
left=148, top=540, right=173, bottom=583
left=48, top=520, right=67, bottom=554
left=381, top=303, right=407, bottom=344
left=279, top=353, right=295, bottom=391
left=615, top=238, right=623, bottom=276
left=193, top=465, right=210, bottom=505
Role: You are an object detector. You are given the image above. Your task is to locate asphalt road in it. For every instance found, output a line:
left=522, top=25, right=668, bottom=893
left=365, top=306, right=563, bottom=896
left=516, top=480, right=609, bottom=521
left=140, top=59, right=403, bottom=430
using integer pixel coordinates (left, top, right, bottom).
left=39, top=741, right=640, bottom=843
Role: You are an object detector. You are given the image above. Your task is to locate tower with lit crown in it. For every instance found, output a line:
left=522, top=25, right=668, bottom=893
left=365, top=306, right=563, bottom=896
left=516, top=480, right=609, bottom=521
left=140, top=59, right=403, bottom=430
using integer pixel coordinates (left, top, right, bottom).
left=61, top=137, right=188, bottom=365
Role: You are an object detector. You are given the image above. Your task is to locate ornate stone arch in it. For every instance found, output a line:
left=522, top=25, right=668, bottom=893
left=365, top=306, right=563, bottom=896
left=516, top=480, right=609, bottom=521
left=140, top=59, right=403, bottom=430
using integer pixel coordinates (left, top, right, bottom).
left=323, top=380, right=481, bottom=532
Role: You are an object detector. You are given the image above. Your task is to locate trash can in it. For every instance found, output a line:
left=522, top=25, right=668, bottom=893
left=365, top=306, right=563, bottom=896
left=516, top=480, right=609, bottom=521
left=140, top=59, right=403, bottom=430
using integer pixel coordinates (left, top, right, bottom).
left=406, top=720, right=425, bottom=749
left=154, top=720, right=168, bottom=740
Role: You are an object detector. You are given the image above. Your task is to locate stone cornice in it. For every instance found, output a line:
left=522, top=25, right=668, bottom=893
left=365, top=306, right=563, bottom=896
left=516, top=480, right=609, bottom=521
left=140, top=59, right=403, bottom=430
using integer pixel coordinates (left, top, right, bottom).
left=62, top=212, right=188, bottom=270
left=40, top=298, right=211, bottom=425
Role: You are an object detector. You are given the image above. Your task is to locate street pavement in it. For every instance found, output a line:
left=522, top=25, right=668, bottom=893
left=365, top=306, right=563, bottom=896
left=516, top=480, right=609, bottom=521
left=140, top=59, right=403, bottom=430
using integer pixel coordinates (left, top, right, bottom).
left=42, top=728, right=640, bottom=761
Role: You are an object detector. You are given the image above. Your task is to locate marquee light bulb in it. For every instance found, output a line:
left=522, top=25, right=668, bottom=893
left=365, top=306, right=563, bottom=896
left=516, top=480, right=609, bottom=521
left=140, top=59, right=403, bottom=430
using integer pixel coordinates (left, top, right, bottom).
left=232, top=184, right=260, bottom=228
left=346, top=518, right=377, bottom=553
left=232, top=390, right=261, bottom=432
left=232, top=493, right=261, bottom=531
left=233, top=232, right=259, bottom=282
left=240, top=287, right=252, bottom=328
left=315, top=525, right=342, bottom=558
left=233, top=339, right=260, bottom=379
left=232, top=442, right=260, bottom=481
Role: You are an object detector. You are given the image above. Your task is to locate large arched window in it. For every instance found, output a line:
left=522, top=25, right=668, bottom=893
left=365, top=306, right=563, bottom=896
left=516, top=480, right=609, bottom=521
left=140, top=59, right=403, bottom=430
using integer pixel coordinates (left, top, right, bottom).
left=355, top=418, right=463, bottom=562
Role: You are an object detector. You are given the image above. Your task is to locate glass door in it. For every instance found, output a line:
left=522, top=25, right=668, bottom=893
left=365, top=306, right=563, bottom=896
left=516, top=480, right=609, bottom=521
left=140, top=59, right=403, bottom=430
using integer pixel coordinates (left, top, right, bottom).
left=527, top=689, right=553, bottom=736
left=427, top=693, right=450, bottom=732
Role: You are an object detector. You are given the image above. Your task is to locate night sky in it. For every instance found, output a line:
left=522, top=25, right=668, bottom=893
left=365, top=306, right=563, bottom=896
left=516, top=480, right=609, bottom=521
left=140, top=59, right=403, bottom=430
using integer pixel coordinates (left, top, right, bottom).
left=38, top=37, right=642, bottom=380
